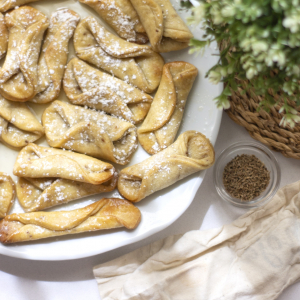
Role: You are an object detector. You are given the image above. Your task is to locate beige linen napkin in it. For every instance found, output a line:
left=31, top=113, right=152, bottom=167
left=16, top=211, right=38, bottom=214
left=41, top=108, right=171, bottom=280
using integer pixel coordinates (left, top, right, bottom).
left=94, top=181, right=300, bottom=300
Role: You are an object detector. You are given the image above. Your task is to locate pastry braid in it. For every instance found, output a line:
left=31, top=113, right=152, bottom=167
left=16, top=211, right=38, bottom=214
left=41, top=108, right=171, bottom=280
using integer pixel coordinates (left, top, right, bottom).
left=0, top=198, right=141, bottom=243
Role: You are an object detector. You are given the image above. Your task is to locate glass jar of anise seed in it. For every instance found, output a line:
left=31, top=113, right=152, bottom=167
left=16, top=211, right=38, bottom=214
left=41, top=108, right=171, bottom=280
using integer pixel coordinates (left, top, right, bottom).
left=213, top=142, right=281, bottom=208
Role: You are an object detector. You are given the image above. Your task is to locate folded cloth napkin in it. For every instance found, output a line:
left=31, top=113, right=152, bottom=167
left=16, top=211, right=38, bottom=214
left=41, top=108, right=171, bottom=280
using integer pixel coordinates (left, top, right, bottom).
left=94, top=181, right=300, bottom=300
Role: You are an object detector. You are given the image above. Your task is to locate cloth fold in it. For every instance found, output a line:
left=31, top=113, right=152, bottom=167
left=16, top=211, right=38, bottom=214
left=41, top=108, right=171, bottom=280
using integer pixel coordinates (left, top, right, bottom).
left=94, top=181, right=300, bottom=300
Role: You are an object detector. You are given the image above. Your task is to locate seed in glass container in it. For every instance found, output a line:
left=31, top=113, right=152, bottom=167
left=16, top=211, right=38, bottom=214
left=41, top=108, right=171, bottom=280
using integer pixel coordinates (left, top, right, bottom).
left=222, top=154, right=270, bottom=201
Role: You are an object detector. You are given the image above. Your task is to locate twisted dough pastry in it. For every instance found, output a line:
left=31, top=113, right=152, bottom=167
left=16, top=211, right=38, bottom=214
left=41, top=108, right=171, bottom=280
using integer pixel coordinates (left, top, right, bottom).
left=16, top=175, right=117, bottom=212
left=0, top=173, right=15, bottom=219
left=0, top=6, right=49, bottom=102
left=138, top=62, right=198, bottom=154
left=13, top=143, right=115, bottom=185
left=74, top=17, right=164, bottom=93
left=118, top=131, right=215, bottom=202
left=63, top=58, right=153, bottom=124
left=79, top=0, right=148, bottom=44
left=129, top=0, right=193, bottom=52
left=31, top=8, right=80, bottom=104
left=0, top=198, right=141, bottom=243
left=0, top=13, right=8, bottom=59
left=0, top=96, right=44, bottom=148
left=0, top=0, right=42, bottom=12
left=42, top=100, right=138, bottom=165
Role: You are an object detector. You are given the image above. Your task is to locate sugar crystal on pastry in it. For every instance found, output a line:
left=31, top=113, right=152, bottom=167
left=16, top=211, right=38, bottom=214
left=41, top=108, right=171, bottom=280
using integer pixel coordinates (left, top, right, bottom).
left=79, top=0, right=148, bottom=43
left=0, top=173, right=15, bottom=219
left=31, top=8, right=80, bottom=104
left=0, top=198, right=141, bottom=243
left=129, top=0, right=193, bottom=52
left=0, top=95, right=44, bottom=148
left=63, top=58, right=153, bottom=124
left=0, top=13, right=8, bottom=59
left=0, top=0, right=42, bottom=12
left=16, top=174, right=117, bottom=212
left=73, top=17, right=164, bottom=93
left=13, top=142, right=118, bottom=211
left=118, top=131, right=215, bottom=202
left=0, top=6, right=49, bottom=102
left=42, top=100, right=138, bottom=165
left=14, top=143, right=115, bottom=184
left=138, top=62, right=198, bottom=154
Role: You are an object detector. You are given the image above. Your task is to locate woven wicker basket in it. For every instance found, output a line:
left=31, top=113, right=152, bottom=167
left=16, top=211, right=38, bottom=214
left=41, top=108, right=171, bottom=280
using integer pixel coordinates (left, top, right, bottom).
left=225, top=77, right=300, bottom=159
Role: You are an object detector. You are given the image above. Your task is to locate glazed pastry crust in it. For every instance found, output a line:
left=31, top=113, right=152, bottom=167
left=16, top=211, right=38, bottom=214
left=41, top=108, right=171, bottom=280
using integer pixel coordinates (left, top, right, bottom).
left=42, top=100, right=138, bottom=165
left=0, top=6, right=49, bottom=102
left=118, top=131, right=215, bottom=202
left=0, top=96, right=44, bottom=148
left=13, top=143, right=115, bottom=185
left=0, top=198, right=141, bottom=243
left=0, top=13, right=8, bottom=59
left=0, top=173, right=15, bottom=219
left=74, top=17, right=164, bottom=93
left=31, top=8, right=80, bottom=104
left=129, top=0, right=193, bottom=52
left=79, top=0, right=148, bottom=44
left=63, top=58, right=153, bottom=124
left=16, top=175, right=117, bottom=212
left=138, top=62, right=198, bottom=154
left=0, top=0, right=41, bottom=12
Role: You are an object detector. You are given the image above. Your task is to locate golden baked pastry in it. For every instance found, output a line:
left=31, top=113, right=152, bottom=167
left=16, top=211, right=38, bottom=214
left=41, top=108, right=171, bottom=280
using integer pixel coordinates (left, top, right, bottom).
left=118, top=131, right=215, bottom=202
left=0, top=13, right=8, bottom=59
left=16, top=175, right=117, bottom=212
left=0, top=0, right=41, bottom=12
left=0, top=96, right=44, bottom=148
left=63, top=58, right=153, bottom=124
left=0, top=6, right=49, bottom=102
left=31, top=8, right=80, bottom=104
left=0, top=198, right=141, bottom=243
left=13, top=143, right=115, bottom=185
left=138, top=62, right=198, bottom=154
left=42, top=100, right=138, bottom=165
left=129, top=0, right=193, bottom=52
left=79, top=0, right=148, bottom=44
left=0, top=173, right=15, bottom=219
left=73, top=17, right=164, bottom=93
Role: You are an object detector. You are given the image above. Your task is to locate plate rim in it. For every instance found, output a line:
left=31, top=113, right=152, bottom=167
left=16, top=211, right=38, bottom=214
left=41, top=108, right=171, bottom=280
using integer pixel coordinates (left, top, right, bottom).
left=0, top=0, right=223, bottom=261
left=0, top=109, right=222, bottom=261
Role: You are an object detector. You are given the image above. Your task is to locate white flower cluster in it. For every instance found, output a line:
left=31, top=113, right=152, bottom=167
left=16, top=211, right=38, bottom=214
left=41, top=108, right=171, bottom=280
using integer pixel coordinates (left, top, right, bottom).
left=188, top=0, right=300, bottom=125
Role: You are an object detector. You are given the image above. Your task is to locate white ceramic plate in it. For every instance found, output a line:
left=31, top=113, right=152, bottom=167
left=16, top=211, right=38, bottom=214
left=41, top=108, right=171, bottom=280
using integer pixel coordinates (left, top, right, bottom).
left=0, top=0, right=222, bottom=260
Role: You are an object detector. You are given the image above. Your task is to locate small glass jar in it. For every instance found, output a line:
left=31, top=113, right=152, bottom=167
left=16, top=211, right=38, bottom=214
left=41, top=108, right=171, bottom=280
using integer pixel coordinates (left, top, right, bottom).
left=213, top=142, right=281, bottom=208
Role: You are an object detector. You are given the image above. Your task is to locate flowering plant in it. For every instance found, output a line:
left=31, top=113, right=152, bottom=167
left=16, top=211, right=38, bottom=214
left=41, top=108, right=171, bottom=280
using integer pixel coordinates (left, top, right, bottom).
left=184, top=0, right=300, bottom=126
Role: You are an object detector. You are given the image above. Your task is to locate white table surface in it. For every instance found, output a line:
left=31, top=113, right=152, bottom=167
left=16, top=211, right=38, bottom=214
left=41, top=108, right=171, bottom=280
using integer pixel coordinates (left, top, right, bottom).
left=1, top=112, right=300, bottom=300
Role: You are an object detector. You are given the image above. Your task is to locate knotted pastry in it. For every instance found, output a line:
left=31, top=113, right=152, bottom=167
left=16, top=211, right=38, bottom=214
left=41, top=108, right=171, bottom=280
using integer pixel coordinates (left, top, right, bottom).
left=63, top=58, right=153, bottom=124
left=138, top=62, right=198, bottom=154
left=31, top=8, right=80, bottom=104
left=129, top=0, right=193, bottom=52
left=79, top=0, right=148, bottom=44
left=0, top=13, right=8, bottom=59
left=0, top=173, right=15, bottom=219
left=0, top=6, right=49, bottom=102
left=0, top=0, right=42, bottom=12
left=0, top=198, right=141, bottom=243
left=74, top=17, right=164, bottom=93
left=118, top=131, right=215, bottom=202
left=0, top=96, right=44, bottom=148
left=42, top=100, right=138, bottom=165
left=14, top=143, right=115, bottom=185
left=16, top=175, right=117, bottom=212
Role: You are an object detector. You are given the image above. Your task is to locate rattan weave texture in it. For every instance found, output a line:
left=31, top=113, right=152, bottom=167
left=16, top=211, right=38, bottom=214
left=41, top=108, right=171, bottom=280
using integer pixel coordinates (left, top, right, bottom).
left=225, top=79, right=300, bottom=159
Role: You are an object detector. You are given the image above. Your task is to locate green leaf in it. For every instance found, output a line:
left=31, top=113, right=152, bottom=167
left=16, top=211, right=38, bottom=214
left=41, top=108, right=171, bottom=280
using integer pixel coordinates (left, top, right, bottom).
left=180, top=0, right=193, bottom=9
left=186, top=0, right=300, bottom=125
left=189, top=38, right=209, bottom=48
